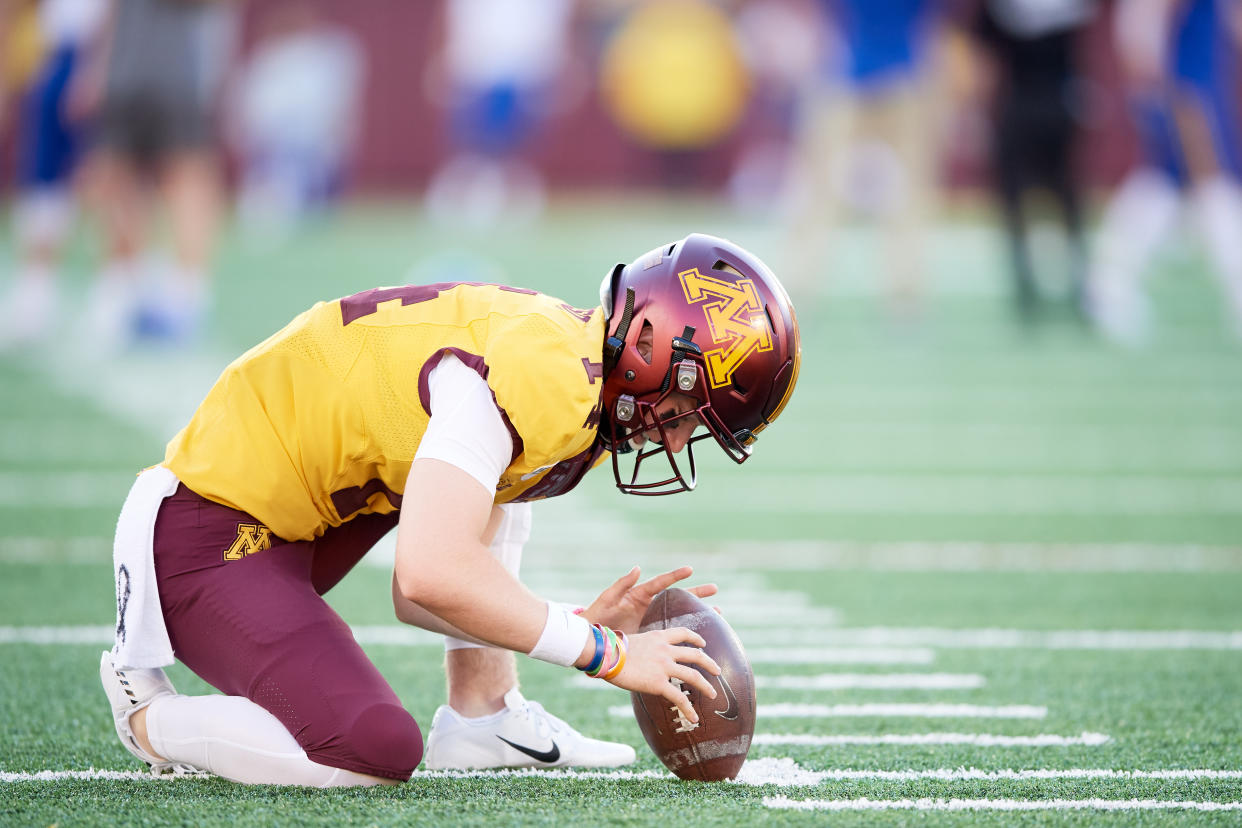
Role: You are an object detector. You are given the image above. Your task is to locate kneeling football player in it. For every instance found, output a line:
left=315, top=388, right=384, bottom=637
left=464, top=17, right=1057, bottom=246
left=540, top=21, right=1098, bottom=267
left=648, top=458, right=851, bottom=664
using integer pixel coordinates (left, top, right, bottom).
left=100, top=234, right=801, bottom=784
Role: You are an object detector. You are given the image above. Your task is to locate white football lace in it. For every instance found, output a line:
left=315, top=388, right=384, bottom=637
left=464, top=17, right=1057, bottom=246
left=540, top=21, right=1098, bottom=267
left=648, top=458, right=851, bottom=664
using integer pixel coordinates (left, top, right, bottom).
left=150, top=761, right=208, bottom=777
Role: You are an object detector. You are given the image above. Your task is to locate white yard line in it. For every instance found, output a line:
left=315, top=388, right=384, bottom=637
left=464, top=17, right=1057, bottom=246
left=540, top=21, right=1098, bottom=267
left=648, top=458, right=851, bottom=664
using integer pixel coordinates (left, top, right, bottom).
left=0, top=625, right=441, bottom=647
left=7, top=625, right=1239, bottom=652
left=10, top=625, right=1238, bottom=651
left=635, top=473, right=1242, bottom=515
left=809, top=628, right=1242, bottom=650
left=351, top=626, right=448, bottom=646
left=0, top=769, right=163, bottom=782
left=0, top=471, right=130, bottom=507
left=754, top=673, right=986, bottom=690
left=11, top=762, right=1241, bottom=793
left=0, top=537, right=110, bottom=563
left=570, top=673, right=985, bottom=692
left=752, top=732, right=1111, bottom=747
left=763, top=796, right=1242, bottom=812
left=793, top=384, right=1242, bottom=407
left=544, top=540, right=1242, bottom=573
left=609, top=703, right=1046, bottom=719
left=755, top=703, right=1047, bottom=719
left=0, top=626, right=116, bottom=644
left=737, top=758, right=1242, bottom=784
left=748, top=648, right=936, bottom=664
left=10, top=759, right=1241, bottom=788
left=37, top=346, right=231, bottom=440
left=6, top=536, right=1241, bottom=573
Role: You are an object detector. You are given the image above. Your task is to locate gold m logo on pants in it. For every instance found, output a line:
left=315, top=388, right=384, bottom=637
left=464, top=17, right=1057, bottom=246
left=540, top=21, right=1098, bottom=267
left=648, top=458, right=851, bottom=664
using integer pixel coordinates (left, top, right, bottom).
left=223, top=523, right=272, bottom=561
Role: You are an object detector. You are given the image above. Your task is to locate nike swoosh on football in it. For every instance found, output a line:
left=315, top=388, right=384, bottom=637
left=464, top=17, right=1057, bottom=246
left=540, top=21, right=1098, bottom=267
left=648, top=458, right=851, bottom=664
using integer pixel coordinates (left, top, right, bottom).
left=714, top=674, right=740, bottom=721
left=497, top=735, right=561, bottom=763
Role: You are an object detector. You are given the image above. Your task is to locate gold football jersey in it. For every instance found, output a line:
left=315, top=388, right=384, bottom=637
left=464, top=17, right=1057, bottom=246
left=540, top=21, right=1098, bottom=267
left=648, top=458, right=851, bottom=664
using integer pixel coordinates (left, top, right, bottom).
left=164, top=283, right=608, bottom=541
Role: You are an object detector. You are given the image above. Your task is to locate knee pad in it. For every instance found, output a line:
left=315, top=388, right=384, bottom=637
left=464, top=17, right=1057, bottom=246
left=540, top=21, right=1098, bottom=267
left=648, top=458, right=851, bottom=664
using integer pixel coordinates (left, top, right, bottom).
left=348, top=702, right=423, bottom=778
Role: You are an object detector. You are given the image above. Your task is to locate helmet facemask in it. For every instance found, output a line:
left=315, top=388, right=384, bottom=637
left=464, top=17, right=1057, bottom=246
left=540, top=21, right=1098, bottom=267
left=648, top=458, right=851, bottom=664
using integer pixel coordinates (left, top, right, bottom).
left=601, top=317, right=753, bottom=495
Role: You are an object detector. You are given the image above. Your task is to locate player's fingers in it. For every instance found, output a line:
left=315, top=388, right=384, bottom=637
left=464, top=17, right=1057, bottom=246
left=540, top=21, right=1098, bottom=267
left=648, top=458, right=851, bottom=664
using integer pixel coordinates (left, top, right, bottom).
left=661, top=681, right=700, bottom=724
left=604, top=566, right=641, bottom=600
left=675, top=664, right=717, bottom=699
left=663, top=626, right=706, bottom=649
left=675, top=644, right=721, bottom=677
left=636, top=565, right=694, bottom=599
left=687, top=583, right=718, bottom=600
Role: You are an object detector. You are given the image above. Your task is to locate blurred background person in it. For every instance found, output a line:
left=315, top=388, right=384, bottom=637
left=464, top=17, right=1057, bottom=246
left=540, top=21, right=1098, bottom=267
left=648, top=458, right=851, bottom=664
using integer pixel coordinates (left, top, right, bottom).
left=598, top=0, right=751, bottom=189
left=77, top=0, right=238, bottom=349
left=226, top=2, right=364, bottom=236
left=0, top=0, right=106, bottom=348
left=780, top=0, right=955, bottom=320
left=726, top=0, right=822, bottom=215
left=1087, top=0, right=1242, bottom=345
left=423, top=0, right=575, bottom=228
left=957, top=0, right=1097, bottom=323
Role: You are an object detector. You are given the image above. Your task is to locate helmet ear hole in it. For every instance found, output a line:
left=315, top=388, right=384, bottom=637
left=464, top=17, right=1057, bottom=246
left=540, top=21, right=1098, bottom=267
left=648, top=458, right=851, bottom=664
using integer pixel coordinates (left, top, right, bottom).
left=637, top=320, right=654, bottom=365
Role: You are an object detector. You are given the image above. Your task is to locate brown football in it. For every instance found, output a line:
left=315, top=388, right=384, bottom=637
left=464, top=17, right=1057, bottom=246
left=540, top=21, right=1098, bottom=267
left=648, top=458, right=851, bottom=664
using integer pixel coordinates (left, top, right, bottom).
left=630, top=588, right=756, bottom=781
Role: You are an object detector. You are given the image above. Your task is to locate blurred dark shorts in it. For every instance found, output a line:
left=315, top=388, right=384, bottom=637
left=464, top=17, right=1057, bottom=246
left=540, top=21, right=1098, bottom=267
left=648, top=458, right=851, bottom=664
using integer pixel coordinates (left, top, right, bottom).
left=95, top=91, right=216, bottom=163
left=152, top=484, right=422, bottom=780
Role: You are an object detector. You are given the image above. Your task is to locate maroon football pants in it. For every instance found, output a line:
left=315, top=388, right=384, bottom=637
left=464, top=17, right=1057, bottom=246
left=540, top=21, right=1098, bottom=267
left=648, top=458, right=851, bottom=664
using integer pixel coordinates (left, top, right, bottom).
left=151, top=484, right=421, bottom=780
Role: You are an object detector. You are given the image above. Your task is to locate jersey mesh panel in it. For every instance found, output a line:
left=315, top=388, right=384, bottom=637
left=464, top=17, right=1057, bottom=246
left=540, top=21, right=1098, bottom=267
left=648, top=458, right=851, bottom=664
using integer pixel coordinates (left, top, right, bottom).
left=362, top=326, right=452, bottom=460
left=274, top=321, right=362, bottom=378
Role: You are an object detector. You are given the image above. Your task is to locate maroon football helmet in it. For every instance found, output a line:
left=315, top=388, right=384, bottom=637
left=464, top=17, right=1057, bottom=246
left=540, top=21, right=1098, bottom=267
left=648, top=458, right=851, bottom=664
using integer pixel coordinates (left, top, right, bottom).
left=599, top=233, right=801, bottom=495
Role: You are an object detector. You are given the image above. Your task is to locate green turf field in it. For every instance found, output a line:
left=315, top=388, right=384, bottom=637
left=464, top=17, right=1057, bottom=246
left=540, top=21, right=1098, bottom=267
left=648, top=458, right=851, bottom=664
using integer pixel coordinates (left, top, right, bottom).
left=2, top=200, right=1241, bottom=825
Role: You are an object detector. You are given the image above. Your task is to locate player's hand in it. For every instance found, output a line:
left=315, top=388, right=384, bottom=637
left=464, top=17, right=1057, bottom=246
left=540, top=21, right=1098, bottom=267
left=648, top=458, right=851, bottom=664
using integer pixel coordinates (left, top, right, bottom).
left=604, top=627, right=720, bottom=724
left=581, top=566, right=717, bottom=634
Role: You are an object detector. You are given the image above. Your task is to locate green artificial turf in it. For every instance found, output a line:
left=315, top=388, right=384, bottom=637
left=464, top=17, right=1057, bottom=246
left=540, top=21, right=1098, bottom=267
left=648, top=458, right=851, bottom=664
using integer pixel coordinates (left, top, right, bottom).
left=1, top=199, right=1240, bottom=825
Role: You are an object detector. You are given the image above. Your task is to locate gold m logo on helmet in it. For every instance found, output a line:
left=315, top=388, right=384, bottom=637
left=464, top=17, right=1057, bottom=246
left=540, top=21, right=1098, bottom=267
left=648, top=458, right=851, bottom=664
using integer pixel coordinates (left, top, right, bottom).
left=223, top=523, right=272, bottom=561
left=678, top=267, right=772, bottom=388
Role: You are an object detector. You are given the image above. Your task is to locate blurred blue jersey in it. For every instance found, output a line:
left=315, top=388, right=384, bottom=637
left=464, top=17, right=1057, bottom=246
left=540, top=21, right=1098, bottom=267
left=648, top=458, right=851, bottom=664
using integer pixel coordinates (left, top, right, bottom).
left=1171, top=0, right=1231, bottom=86
left=1135, top=0, right=1241, bottom=183
left=17, top=46, right=81, bottom=187
left=821, top=0, right=935, bottom=87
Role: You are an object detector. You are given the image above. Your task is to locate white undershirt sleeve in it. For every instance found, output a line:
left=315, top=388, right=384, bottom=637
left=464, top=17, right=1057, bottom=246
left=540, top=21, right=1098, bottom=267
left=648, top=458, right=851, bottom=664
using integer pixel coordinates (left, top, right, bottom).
left=413, top=353, right=514, bottom=497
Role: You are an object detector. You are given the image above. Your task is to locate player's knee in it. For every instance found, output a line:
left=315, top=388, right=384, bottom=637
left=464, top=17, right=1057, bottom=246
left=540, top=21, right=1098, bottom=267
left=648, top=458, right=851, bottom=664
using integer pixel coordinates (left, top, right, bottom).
left=347, top=702, right=422, bottom=779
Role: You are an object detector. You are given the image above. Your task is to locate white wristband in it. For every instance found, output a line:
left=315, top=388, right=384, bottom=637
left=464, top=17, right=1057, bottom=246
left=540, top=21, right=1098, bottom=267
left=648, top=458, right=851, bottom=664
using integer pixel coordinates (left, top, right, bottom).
left=528, top=602, right=592, bottom=667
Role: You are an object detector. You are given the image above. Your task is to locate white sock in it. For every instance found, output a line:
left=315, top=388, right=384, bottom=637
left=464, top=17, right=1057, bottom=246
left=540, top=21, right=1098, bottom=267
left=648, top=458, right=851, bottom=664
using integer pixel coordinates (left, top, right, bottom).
left=145, top=694, right=389, bottom=787
left=1191, top=175, right=1242, bottom=324
left=458, top=707, right=508, bottom=725
left=1, top=263, right=57, bottom=344
left=13, top=187, right=73, bottom=250
left=1091, top=169, right=1181, bottom=292
left=1087, top=169, right=1181, bottom=342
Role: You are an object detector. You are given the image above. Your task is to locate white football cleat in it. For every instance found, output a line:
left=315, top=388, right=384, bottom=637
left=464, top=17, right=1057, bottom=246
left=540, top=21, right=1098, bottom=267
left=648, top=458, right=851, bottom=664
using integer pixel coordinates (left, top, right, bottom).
left=98, top=651, right=204, bottom=776
left=1086, top=271, right=1151, bottom=348
left=423, top=687, right=636, bottom=770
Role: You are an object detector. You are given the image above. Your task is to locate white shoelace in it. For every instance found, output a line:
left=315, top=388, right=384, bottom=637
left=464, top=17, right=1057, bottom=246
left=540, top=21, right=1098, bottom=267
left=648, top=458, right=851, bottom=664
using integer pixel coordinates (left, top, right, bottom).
left=522, top=700, right=576, bottom=742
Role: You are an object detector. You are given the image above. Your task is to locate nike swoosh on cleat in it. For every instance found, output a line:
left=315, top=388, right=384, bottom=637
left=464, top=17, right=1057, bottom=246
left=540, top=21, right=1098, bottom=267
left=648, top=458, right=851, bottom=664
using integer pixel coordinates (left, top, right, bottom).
left=497, top=735, right=561, bottom=763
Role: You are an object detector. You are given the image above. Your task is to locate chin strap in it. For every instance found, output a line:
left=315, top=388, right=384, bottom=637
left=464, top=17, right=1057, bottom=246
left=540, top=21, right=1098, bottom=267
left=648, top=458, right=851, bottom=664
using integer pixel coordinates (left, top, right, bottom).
left=660, top=326, right=699, bottom=392
left=602, top=287, right=635, bottom=376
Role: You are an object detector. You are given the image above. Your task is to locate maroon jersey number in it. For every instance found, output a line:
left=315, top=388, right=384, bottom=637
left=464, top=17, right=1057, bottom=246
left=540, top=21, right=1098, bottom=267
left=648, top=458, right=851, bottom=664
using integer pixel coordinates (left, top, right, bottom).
left=340, top=283, right=538, bottom=326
